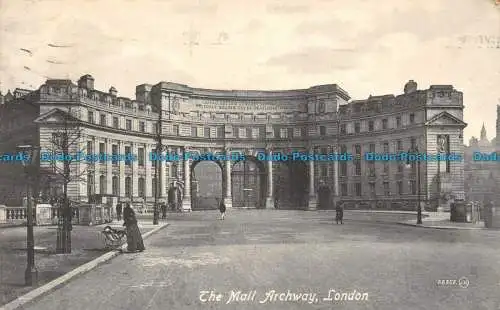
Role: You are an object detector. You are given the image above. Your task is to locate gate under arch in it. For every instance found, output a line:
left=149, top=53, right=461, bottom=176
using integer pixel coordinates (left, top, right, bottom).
left=191, top=160, right=223, bottom=210
left=231, top=157, right=266, bottom=208
left=274, top=160, right=308, bottom=209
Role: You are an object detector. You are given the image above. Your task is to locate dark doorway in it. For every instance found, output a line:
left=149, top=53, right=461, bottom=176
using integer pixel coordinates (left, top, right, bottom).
left=318, top=186, right=331, bottom=209
left=231, top=157, right=265, bottom=208
left=274, top=160, right=308, bottom=209
left=191, top=161, right=223, bottom=210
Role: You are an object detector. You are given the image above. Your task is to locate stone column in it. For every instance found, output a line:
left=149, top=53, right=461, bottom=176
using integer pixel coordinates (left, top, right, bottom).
left=265, top=149, right=274, bottom=209
left=224, top=151, right=233, bottom=208
left=145, top=144, right=152, bottom=199
left=333, top=148, right=339, bottom=198
left=132, top=143, right=139, bottom=199
left=181, top=148, right=192, bottom=212
left=307, top=148, right=318, bottom=210
left=106, top=139, right=112, bottom=195
left=119, top=141, right=125, bottom=199
left=94, top=139, right=100, bottom=195
left=160, top=150, right=167, bottom=199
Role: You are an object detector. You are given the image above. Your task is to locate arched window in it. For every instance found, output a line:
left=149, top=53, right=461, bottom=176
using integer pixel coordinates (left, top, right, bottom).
left=87, top=173, right=94, bottom=197
left=99, top=175, right=106, bottom=195
left=112, top=176, right=119, bottom=196
left=138, top=177, right=145, bottom=198
left=125, top=177, right=132, bottom=197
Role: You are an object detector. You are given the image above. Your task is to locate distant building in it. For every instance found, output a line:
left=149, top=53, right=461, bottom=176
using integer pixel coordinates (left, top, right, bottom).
left=464, top=124, right=498, bottom=202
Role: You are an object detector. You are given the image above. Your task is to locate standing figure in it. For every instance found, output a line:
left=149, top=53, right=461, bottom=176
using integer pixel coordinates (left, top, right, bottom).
left=116, top=203, right=122, bottom=221
left=219, top=199, right=226, bottom=220
left=335, top=202, right=344, bottom=224
left=161, top=203, right=167, bottom=219
left=123, top=203, right=145, bottom=252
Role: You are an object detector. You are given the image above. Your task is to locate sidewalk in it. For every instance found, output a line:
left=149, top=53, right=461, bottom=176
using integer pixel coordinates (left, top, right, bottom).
left=398, top=212, right=490, bottom=230
left=0, top=219, right=164, bottom=306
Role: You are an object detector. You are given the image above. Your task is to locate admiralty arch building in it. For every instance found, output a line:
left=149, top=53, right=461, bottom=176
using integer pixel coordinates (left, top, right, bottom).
left=0, top=75, right=467, bottom=211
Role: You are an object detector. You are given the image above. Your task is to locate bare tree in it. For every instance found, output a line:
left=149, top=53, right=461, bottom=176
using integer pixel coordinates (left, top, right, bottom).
left=44, top=106, right=87, bottom=254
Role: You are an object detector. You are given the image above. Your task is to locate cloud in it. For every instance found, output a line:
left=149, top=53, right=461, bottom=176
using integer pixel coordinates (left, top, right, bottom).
left=266, top=4, right=310, bottom=14
left=266, top=46, right=360, bottom=74
left=172, top=3, right=218, bottom=14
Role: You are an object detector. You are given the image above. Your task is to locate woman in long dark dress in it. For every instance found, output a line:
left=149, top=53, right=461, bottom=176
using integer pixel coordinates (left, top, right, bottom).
left=123, top=203, right=145, bottom=252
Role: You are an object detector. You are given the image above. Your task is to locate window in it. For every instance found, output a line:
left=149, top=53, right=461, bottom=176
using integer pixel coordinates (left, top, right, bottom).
left=301, top=127, right=307, bottom=137
left=126, top=119, right=132, bottom=131
left=205, top=127, right=211, bottom=138
left=153, top=123, right=159, bottom=135
left=409, top=113, right=415, bottom=124
left=397, top=181, right=403, bottom=195
left=383, top=181, right=390, bottom=196
left=321, top=166, right=328, bottom=177
left=383, top=142, right=389, bottom=153
left=368, top=120, right=374, bottom=131
left=112, top=176, right=119, bottom=196
left=171, top=163, right=178, bottom=178
left=355, top=183, right=362, bottom=196
left=318, top=99, right=325, bottom=113
left=340, top=162, right=347, bottom=176
left=99, top=143, right=105, bottom=163
left=99, top=175, right=106, bottom=194
left=100, top=114, right=106, bottom=126
left=139, top=121, right=145, bottom=132
left=410, top=137, right=416, bottom=149
left=87, top=141, right=93, bottom=155
left=410, top=180, right=416, bottom=194
left=369, top=143, right=375, bottom=153
left=138, top=178, right=145, bottom=198
left=321, top=147, right=328, bottom=155
left=368, top=162, right=375, bottom=176
left=354, top=161, right=361, bottom=175
left=398, top=164, right=403, bottom=173
left=354, top=144, right=362, bottom=156
left=382, top=119, right=388, bottom=129
left=340, top=144, right=347, bottom=154
left=113, top=117, right=119, bottom=128
left=384, top=163, right=389, bottom=174
left=397, top=140, right=403, bottom=151
left=87, top=173, right=94, bottom=197
left=369, top=183, right=376, bottom=196
left=112, top=144, right=118, bottom=165
left=246, top=128, right=252, bottom=139
left=319, top=126, right=326, bottom=136
left=340, top=124, right=346, bottom=134
left=396, top=116, right=401, bottom=128
left=88, top=111, right=94, bottom=123
left=341, top=183, right=348, bottom=196
left=125, top=146, right=131, bottom=166
left=287, top=128, right=294, bottom=139
left=274, top=127, right=280, bottom=138
left=354, top=122, right=360, bottom=133
left=173, top=125, right=180, bottom=135
left=125, top=177, right=132, bottom=197
left=138, top=148, right=144, bottom=166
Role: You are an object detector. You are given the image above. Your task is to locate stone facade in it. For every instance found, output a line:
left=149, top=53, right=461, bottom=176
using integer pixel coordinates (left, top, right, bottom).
left=0, top=76, right=467, bottom=211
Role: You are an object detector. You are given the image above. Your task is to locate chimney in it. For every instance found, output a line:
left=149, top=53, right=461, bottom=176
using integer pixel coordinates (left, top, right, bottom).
left=109, top=86, right=117, bottom=97
left=404, top=80, right=417, bottom=94
left=78, top=74, right=95, bottom=90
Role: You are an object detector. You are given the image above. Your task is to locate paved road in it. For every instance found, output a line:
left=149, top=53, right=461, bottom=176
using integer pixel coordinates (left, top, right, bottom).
left=19, top=210, right=500, bottom=310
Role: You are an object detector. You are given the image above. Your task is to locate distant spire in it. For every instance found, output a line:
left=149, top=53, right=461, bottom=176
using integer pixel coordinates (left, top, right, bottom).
left=480, top=123, right=487, bottom=140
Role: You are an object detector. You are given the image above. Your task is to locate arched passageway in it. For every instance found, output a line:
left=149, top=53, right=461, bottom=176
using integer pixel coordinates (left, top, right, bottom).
left=318, top=186, right=332, bottom=209
left=231, top=157, right=266, bottom=208
left=191, top=160, right=223, bottom=210
left=274, top=160, right=308, bottom=209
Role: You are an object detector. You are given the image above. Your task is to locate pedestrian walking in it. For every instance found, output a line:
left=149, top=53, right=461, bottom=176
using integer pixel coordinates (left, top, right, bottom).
left=116, top=203, right=122, bottom=221
left=219, top=199, right=226, bottom=220
left=161, top=203, right=167, bottom=219
left=335, top=202, right=344, bottom=224
left=123, top=203, right=145, bottom=252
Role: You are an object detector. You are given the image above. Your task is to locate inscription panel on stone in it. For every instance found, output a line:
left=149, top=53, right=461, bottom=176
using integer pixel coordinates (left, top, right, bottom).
left=187, top=98, right=306, bottom=113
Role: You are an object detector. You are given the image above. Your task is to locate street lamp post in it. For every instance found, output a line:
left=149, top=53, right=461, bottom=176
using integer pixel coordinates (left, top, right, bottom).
left=406, top=146, right=422, bottom=225
left=17, top=144, right=40, bottom=286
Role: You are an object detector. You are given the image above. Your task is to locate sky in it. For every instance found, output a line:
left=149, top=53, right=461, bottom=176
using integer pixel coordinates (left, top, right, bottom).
left=0, top=0, right=499, bottom=142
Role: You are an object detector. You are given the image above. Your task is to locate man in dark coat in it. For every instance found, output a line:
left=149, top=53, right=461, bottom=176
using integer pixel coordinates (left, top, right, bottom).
left=219, top=199, right=226, bottom=220
left=123, top=203, right=145, bottom=252
left=116, top=203, right=122, bottom=221
left=161, top=203, right=167, bottom=219
left=335, top=202, right=344, bottom=224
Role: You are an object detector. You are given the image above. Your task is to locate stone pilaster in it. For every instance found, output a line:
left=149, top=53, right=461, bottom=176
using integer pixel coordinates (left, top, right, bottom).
left=265, top=148, right=274, bottom=209
left=94, top=139, right=100, bottom=194
left=224, top=151, right=233, bottom=208
left=106, top=139, right=112, bottom=195
left=160, top=150, right=167, bottom=199
left=132, top=143, right=138, bottom=198
left=181, top=148, right=192, bottom=211
left=307, top=148, right=318, bottom=210
left=145, top=144, right=152, bottom=198
left=119, top=141, right=125, bottom=198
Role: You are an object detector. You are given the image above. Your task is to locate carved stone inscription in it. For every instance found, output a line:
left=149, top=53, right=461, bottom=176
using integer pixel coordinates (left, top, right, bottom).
left=192, top=99, right=303, bottom=112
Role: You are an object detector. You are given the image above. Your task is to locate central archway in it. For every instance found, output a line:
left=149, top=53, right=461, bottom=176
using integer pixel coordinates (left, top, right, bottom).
left=231, top=156, right=266, bottom=208
left=191, top=160, right=223, bottom=210
left=274, top=160, right=308, bottom=209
